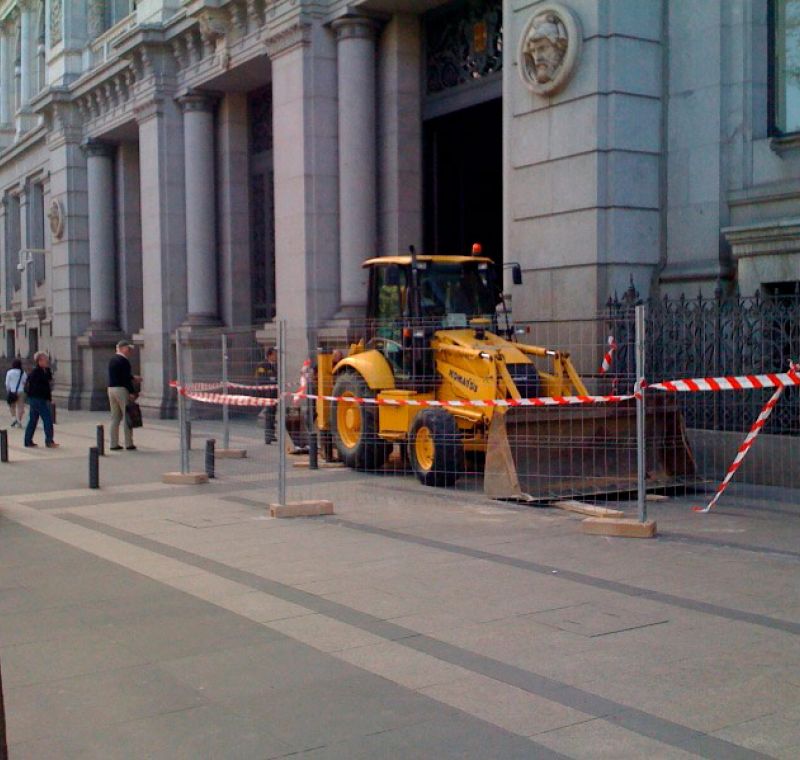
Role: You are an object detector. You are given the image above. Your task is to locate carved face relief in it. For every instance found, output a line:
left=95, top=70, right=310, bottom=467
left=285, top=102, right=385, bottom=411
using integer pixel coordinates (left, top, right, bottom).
left=48, top=199, right=65, bottom=240
left=518, top=3, right=582, bottom=96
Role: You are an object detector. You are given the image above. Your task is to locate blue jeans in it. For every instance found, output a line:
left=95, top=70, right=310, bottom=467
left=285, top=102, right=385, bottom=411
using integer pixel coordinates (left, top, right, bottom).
left=25, top=397, right=54, bottom=446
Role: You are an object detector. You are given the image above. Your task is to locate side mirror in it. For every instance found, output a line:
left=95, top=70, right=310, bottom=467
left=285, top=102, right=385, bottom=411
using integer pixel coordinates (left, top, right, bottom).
left=511, top=264, right=522, bottom=286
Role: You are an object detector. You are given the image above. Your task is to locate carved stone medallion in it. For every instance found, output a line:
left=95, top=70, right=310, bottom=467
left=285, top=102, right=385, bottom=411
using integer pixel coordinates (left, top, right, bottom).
left=48, top=199, right=65, bottom=240
left=517, top=2, right=582, bottom=96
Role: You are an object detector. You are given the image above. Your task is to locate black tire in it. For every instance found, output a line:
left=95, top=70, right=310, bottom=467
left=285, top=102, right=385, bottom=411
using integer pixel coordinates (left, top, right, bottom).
left=409, top=409, right=463, bottom=488
left=330, top=372, right=391, bottom=471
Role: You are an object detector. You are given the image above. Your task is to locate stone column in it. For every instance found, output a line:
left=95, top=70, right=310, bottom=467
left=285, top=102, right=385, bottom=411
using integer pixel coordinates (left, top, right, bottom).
left=179, top=92, right=219, bottom=325
left=83, top=139, right=117, bottom=329
left=332, top=17, right=378, bottom=311
left=134, top=93, right=188, bottom=417
left=77, top=139, right=122, bottom=409
left=0, top=25, right=10, bottom=125
left=216, top=92, right=251, bottom=328
left=19, top=1, right=32, bottom=107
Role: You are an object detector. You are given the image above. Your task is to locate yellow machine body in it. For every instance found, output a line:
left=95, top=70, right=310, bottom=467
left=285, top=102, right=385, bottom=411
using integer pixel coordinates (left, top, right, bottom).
left=316, top=255, right=695, bottom=499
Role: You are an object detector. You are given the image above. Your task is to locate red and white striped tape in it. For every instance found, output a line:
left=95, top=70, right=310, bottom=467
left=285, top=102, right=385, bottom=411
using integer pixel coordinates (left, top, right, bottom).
left=599, top=335, right=616, bottom=375
left=228, top=381, right=279, bottom=391
left=648, top=371, right=800, bottom=393
left=693, top=386, right=785, bottom=514
left=290, top=391, right=636, bottom=408
left=693, top=361, right=798, bottom=513
left=182, top=381, right=278, bottom=392
left=181, top=388, right=279, bottom=407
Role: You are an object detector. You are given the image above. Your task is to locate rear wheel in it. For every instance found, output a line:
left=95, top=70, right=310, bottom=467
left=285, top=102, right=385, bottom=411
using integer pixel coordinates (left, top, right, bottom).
left=331, top=371, right=390, bottom=471
left=409, top=409, right=463, bottom=487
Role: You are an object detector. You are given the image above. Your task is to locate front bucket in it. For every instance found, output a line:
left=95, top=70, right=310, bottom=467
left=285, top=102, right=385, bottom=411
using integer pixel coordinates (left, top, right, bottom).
left=484, top=398, right=696, bottom=501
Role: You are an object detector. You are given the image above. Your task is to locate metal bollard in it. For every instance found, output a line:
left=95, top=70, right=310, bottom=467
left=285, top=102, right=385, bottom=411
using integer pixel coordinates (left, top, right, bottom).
left=96, top=424, right=105, bottom=456
left=0, top=430, right=7, bottom=463
left=185, top=420, right=192, bottom=451
left=205, top=438, right=216, bottom=479
left=89, top=447, right=99, bottom=489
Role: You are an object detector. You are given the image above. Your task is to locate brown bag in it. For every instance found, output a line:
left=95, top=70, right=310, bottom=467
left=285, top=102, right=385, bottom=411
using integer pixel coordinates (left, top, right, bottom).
left=125, top=401, right=143, bottom=429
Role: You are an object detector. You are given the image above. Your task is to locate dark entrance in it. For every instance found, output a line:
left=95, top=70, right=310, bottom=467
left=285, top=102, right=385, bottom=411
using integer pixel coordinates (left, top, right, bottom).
left=423, top=98, right=502, bottom=267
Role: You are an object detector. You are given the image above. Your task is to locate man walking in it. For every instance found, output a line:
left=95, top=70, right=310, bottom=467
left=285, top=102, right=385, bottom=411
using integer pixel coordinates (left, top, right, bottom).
left=108, top=340, right=140, bottom=451
left=24, top=352, right=58, bottom=448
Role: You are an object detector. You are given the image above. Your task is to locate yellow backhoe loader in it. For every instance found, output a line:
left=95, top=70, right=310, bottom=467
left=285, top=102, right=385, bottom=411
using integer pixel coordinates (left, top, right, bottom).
left=315, top=250, right=694, bottom=499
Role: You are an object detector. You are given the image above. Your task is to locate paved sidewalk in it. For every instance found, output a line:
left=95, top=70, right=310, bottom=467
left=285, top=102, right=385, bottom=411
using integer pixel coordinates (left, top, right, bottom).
left=1, top=410, right=800, bottom=758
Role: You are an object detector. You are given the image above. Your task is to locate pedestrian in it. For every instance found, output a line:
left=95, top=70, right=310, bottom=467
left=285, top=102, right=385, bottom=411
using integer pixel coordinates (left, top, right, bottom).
left=108, top=340, right=141, bottom=451
left=5, top=358, right=26, bottom=428
left=24, top=352, right=58, bottom=448
left=255, top=347, right=278, bottom=444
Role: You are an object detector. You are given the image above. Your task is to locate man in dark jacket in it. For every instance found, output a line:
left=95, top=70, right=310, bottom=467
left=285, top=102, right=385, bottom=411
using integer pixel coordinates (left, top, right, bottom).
left=24, top=352, right=58, bottom=448
left=108, top=340, right=140, bottom=451
left=255, top=347, right=278, bottom=444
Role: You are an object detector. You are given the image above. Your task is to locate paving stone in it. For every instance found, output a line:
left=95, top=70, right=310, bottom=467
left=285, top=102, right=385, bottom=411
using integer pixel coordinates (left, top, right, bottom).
left=419, top=673, right=592, bottom=737
left=532, top=716, right=699, bottom=759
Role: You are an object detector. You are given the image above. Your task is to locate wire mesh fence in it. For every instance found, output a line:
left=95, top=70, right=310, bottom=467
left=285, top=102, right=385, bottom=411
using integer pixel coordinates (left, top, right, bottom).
left=171, top=286, right=799, bottom=514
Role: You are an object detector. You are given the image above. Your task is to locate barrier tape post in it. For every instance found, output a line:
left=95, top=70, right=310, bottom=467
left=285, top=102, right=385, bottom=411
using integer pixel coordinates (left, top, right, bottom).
left=599, top=335, right=617, bottom=375
left=222, top=333, right=230, bottom=451
left=277, top=320, right=287, bottom=506
left=307, top=349, right=318, bottom=471
left=635, top=304, right=647, bottom=523
left=176, top=330, right=189, bottom=475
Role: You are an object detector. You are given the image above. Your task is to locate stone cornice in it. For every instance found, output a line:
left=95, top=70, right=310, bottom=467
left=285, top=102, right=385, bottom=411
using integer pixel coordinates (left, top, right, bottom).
left=723, top=218, right=800, bottom=259
left=264, top=20, right=312, bottom=60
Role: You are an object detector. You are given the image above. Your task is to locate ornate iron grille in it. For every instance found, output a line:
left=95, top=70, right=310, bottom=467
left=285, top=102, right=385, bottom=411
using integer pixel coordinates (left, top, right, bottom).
left=424, top=0, right=502, bottom=95
left=606, top=285, right=800, bottom=435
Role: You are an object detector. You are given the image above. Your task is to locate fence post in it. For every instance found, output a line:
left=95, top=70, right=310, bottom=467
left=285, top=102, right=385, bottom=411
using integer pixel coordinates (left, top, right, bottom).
left=96, top=424, right=105, bottom=456
left=307, top=347, right=318, bottom=470
left=277, top=320, right=287, bottom=506
left=635, top=303, right=647, bottom=523
left=222, top=333, right=230, bottom=451
left=0, top=430, right=7, bottom=463
left=177, top=330, right=189, bottom=475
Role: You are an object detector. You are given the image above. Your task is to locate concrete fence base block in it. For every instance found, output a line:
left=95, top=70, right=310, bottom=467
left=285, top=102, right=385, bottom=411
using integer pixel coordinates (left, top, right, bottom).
left=162, top=472, right=210, bottom=485
left=269, top=500, right=335, bottom=518
left=216, top=449, right=248, bottom=459
left=581, top=517, right=657, bottom=538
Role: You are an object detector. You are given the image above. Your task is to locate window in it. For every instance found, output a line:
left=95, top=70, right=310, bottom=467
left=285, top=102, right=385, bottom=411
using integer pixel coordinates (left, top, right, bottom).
left=424, top=0, right=502, bottom=96
left=28, top=182, right=46, bottom=287
left=771, top=0, right=800, bottom=135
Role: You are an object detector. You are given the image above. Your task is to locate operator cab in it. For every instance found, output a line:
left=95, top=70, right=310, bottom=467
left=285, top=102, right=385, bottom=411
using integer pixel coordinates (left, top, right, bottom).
left=364, top=253, right=506, bottom=384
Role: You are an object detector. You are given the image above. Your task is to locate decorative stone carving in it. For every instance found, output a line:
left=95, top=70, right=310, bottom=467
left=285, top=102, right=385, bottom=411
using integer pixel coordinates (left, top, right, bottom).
left=517, top=2, right=582, bottom=96
left=197, top=10, right=231, bottom=69
left=50, top=0, right=63, bottom=46
left=264, top=22, right=312, bottom=60
left=48, top=199, right=65, bottom=239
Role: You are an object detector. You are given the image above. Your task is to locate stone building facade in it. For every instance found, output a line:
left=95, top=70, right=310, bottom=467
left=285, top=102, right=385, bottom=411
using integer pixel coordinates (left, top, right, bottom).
left=0, top=0, right=798, bottom=413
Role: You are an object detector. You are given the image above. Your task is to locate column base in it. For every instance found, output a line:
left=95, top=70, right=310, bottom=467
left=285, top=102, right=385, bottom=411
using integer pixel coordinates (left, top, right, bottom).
left=77, top=328, right=126, bottom=411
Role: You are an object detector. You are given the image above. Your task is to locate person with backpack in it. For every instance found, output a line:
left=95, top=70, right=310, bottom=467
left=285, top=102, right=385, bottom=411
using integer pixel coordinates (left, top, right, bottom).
left=24, top=352, right=58, bottom=448
left=5, top=358, right=26, bottom=428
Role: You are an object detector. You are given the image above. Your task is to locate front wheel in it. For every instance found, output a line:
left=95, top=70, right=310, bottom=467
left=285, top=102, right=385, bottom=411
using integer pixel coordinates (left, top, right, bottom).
left=409, top=409, right=463, bottom=487
left=331, top=371, right=391, bottom=471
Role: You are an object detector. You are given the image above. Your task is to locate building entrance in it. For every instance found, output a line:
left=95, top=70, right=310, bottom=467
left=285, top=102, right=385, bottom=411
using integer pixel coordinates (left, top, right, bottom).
left=249, top=86, right=276, bottom=323
left=423, top=98, right=502, bottom=268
